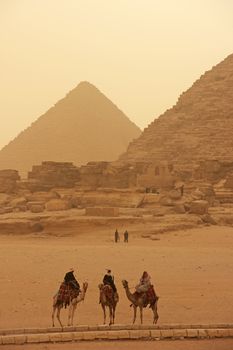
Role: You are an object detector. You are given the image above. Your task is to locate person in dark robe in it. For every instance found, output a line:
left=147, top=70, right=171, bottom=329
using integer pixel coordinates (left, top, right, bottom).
left=103, top=269, right=117, bottom=292
left=124, top=230, right=129, bottom=243
left=114, top=229, right=119, bottom=243
left=64, top=268, right=80, bottom=291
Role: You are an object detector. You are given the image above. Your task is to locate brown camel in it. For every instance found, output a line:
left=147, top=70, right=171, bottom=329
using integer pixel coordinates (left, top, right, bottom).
left=122, top=280, right=158, bottom=324
left=98, top=284, right=118, bottom=325
left=52, top=282, right=88, bottom=327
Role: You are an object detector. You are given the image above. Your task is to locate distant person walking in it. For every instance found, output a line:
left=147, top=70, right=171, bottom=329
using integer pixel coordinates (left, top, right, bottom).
left=114, top=229, right=119, bottom=243
left=124, top=230, right=129, bottom=243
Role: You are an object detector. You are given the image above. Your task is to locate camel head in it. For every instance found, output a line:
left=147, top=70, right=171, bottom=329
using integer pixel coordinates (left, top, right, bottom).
left=122, top=280, right=128, bottom=289
left=83, top=282, right=88, bottom=292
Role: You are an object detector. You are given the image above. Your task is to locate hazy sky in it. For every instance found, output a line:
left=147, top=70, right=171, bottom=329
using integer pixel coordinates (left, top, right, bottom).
left=0, top=0, right=232, bottom=149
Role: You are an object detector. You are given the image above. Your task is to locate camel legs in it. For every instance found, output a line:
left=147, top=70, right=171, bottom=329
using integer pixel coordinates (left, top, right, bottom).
left=152, top=303, right=159, bottom=324
left=101, top=304, right=106, bottom=324
left=140, top=306, right=143, bottom=324
left=52, top=306, right=62, bottom=327
left=132, top=305, right=137, bottom=324
left=52, top=305, right=63, bottom=327
left=109, top=306, right=113, bottom=325
left=52, top=306, right=56, bottom=327
left=68, top=300, right=77, bottom=326
left=112, top=305, right=116, bottom=324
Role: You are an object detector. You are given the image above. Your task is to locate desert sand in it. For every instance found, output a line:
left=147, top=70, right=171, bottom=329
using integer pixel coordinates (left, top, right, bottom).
left=0, top=225, right=233, bottom=329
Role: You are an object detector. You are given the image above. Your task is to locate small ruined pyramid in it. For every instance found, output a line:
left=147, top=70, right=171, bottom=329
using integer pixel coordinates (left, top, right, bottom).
left=0, top=82, right=141, bottom=175
left=121, top=54, right=233, bottom=166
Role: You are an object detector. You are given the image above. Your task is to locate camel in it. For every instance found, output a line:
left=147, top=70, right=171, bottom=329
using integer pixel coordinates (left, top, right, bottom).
left=122, top=280, right=158, bottom=324
left=52, top=282, right=88, bottom=327
left=98, top=284, right=118, bottom=325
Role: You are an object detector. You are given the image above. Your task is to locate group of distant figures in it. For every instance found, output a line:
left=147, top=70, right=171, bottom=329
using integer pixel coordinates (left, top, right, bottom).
left=114, top=229, right=128, bottom=243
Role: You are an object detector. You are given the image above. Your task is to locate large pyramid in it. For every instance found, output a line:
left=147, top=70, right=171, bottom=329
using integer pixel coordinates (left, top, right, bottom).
left=121, top=54, right=233, bottom=167
left=0, top=82, right=141, bottom=175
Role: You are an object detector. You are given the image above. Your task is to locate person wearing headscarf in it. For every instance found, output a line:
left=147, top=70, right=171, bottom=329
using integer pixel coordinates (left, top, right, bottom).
left=64, top=268, right=80, bottom=291
left=135, top=271, right=152, bottom=293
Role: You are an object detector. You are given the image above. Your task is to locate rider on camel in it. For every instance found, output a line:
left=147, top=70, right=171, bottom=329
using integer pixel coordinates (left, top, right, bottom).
left=103, top=269, right=117, bottom=292
left=135, top=271, right=158, bottom=306
left=64, top=268, right=80, bottom=293
left=135, top=271, right=151, bottom=293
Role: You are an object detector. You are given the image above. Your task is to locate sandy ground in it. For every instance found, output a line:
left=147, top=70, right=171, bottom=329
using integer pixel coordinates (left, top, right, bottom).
left=0, top=225, right=233, bottom=329
left=3, top=339, right=233, bottom=350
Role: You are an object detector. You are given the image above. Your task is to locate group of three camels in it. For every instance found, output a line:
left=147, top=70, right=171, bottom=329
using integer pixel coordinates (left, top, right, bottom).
left=52, top=280, right=159, bottom=327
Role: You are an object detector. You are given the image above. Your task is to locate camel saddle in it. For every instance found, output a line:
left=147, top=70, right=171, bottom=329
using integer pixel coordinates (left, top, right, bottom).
left=55, top=282, right=79, bottom=308
left=134, top=285, right=158, bottom=307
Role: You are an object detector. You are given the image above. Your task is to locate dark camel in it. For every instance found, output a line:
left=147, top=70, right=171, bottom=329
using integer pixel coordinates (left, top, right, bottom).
left=122, top=280, right=158, bottom=324
left=52, top=282, right=88, bottom=327
left=98, top=284, right=118, bottom=325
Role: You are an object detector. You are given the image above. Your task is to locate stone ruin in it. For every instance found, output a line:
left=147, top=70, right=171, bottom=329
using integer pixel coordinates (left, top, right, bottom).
left=0, top=169, right=20, bottom=193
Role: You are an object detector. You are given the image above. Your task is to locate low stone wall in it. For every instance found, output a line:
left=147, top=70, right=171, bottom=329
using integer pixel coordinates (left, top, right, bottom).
left=85, top=207, right=119, bottom=217
left=1, top=324, right=233, bottom=344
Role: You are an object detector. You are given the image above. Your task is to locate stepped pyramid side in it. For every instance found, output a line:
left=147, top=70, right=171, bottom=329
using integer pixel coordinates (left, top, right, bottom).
left=121, top=54, right=233, bottom=165
left=0, top=82, right=141, bottom=175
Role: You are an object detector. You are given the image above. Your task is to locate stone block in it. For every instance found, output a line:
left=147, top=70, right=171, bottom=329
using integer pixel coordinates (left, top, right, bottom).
left=97, top=324, right=110, bottom=331
left=106, top=331, right=120, bottom=339
left=187, top=329, right=198, bottom=338
left=160, top=329, right=173, bottom=338
left=169, top=189, right=182, bottom=200
left=109, top=324, right=125, bottom=330
left=2, top=336, right=15, bottom=344
left=75, top=325, right=89, bottom=331
left=129, top=330, right=140, bottom=339
left=102, top=207, right=119, bottom=217
left=61, top=332, right=74, bottom=341
left=115, top=330, right=130, bottom=339
left=150, top=330, right=161, bottom=338
left=87, top=326, right=98, bottom=331
left=173, top=329, right=187, bottom=338
left=25, top=328, right=47, bottom=334
left=138, top=330, right=150, bottom=338
left=14, top=335, right=26, bottom=344
left=73, top=332, right=84, bottom=340
left=83, top=331, right=97, bottom=340
left=63, top=326, right=76, bottom=332
left=85, top=207, right=103, bottom=216
left=198, top=329, right=208, bottom=338
left=49, top=333, right=62, bottom=342
left=206, top=329, right=218, bottom=338
left=30, top=204, right=45, bottom=213
left=130, top=324, right=140, bottom=330
left=174, top=204, right=186, bottom=214
left=216, top=329, right=230, bottom=337
left=189, top=200, right=209, bottom=214
left=95, top=331, right=108, bottom=339
left=26, top=334, right=41, bottom=343
left=39, top=334, right=50, bottom=342
left=47, top=327, right=62, bottom=333
left=45, top=199, right=71, bottom=211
